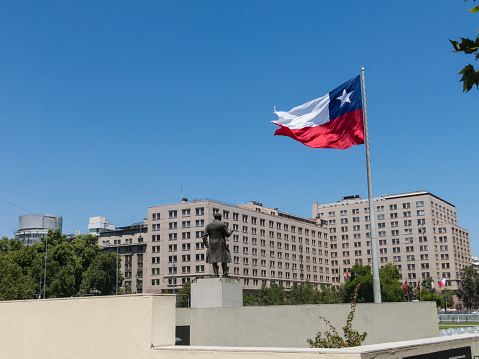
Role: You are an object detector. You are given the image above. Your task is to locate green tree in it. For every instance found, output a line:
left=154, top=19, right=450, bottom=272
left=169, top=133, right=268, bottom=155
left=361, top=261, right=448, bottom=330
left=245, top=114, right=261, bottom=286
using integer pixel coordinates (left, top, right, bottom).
left=243, top=294, right=257, bottom=306
left=0, top=231, right=123, bottom=300
left=344, top=264, right=373, bottom=303
left=176, top=280, right=191, bottom=308
left=0, top=256, right=35, bottom=300
left=286, top=281, right=318, bottom=305
left=317, top=284, right=345, bottom=304
left=80, top=252, right=123, bottom=296
left=257, top=282, right=286, bottom=305
left=443, top=290, right=454, bottom=309
left=450, top=0, right=479, bottom=92
left=404, top=283, right=415, bottom=301
left=421, top=276, right=434, bottom=292
left=457, top=265, right=479, bottom=309
left=421, top=291, right=444, bottom=307
left=379, top=263, right=403, bottom=302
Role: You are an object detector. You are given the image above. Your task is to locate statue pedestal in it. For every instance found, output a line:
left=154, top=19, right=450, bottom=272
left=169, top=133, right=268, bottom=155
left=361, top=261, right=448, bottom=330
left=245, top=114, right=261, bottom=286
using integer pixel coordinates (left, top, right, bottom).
left=191, top=277, right=243, bottom=308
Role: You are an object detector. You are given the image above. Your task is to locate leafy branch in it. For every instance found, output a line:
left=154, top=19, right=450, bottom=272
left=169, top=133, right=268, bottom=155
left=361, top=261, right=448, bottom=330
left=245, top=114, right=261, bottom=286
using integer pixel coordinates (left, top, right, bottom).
left=307, top=283, right=367, bottom=348
left=450, top=0, right=479, bottom=92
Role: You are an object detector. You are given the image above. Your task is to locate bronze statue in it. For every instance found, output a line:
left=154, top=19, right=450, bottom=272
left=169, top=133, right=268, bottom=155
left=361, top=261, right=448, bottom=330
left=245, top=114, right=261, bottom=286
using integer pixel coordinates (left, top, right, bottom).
left=202, top=212, right=234, bottom=277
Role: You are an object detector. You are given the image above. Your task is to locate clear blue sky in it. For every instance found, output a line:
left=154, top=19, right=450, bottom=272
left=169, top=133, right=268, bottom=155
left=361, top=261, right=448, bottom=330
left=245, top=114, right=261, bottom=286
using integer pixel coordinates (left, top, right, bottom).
left=1, top=1, right=478, bottom=255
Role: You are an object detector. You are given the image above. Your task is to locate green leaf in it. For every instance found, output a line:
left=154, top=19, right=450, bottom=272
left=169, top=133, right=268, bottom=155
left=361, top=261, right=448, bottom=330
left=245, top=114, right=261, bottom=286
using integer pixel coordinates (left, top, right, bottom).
left=458, top=64, right=479, bottom=92
left=469, top=5, right=479, bottom=13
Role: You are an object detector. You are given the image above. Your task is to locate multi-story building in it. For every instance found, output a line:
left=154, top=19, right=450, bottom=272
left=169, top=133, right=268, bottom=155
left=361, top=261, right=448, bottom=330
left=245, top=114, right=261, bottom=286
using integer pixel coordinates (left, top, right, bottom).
left=15, top=214, right=62, bottom=245
left=313, top=191, right=471, bottom=291
left=99, top=223, right=147, bottom=293
left=100, top=199, right=331, bottom=294
left=146, top=199, right=331, bottom=294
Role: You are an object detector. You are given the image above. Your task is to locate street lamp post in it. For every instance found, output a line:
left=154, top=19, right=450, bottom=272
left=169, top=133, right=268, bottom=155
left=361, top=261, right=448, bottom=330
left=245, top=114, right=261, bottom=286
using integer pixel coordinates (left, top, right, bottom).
left=116, top=244, right=119, bottom=295
left=299, top=244, right=303, bottom=285
left=173, top=264, right=176, bottom=295
left=43, top=237, right=48, bottom=299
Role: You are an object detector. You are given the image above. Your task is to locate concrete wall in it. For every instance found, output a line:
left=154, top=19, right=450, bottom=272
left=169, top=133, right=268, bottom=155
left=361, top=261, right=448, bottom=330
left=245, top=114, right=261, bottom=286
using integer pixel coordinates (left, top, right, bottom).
left=2, top=294, right=478, bottom=359
left=0, top=295, right=175, bottom=359
left=176, top=301, right=439, bottom=347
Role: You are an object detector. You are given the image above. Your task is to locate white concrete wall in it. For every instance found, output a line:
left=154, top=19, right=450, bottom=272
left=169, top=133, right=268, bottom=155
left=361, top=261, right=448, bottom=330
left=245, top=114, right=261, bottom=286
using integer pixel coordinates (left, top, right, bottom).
left=0, top=295, right=175, bottom=359
left=177, top=301, right=439, bottom=347
left=0, top=295, right=478, bottom=359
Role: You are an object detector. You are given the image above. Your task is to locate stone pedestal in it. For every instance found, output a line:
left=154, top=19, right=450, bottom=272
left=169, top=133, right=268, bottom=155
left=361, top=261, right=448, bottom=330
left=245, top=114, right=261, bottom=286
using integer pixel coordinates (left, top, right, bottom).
left=191, top=277, right=243, bottom=308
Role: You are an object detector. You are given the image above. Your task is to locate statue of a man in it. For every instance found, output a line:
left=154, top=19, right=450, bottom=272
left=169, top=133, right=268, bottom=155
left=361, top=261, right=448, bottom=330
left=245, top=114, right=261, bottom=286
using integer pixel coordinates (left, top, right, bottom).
left=202, top=212, right=234, bottom=277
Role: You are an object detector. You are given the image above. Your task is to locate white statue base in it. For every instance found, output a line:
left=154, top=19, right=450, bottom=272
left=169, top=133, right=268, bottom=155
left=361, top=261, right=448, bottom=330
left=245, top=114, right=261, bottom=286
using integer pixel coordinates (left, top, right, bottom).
left=191, top=277, right=243, bottom=308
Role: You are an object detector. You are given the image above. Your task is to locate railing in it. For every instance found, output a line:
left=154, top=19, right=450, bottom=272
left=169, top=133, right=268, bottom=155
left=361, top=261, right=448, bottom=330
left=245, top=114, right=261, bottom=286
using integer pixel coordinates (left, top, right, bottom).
left=438, top=314, right=479, bottom=322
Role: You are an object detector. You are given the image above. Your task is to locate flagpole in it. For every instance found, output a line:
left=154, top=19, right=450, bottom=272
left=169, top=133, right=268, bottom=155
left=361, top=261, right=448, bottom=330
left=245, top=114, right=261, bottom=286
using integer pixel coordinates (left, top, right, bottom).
left=361, top=67, right=381, bottom=303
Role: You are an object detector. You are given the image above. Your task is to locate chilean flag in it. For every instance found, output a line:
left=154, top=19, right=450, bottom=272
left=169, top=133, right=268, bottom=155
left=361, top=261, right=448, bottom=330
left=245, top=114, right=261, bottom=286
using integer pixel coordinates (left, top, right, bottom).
left=273, top=76, right=364, bottom=149
left=439, top=278, right=447, bottom=287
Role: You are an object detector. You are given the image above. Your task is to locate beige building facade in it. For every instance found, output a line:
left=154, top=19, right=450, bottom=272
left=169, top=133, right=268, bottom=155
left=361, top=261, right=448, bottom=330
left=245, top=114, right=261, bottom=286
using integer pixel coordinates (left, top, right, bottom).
left=99, top=223, right=148, bottom=293
left=313, top=191, right=471, bottom=290
left=98, top=191, right=471, bottom=295
left=144, top=199, right=331, bottom=293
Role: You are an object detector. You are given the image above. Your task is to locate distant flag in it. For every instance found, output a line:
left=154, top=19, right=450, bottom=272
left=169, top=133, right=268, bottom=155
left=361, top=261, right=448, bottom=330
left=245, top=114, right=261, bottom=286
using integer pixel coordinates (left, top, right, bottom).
left=417, top=281, right=420, bottom=291
left=403, top=281, right=408, bottom=295
left=272, top=76, right=364, bottom=149
left=346, top=269, right=349, bottom=280
left=431, top=280, right=435, bottom=293
left=439, top=278, right=447, bottom=287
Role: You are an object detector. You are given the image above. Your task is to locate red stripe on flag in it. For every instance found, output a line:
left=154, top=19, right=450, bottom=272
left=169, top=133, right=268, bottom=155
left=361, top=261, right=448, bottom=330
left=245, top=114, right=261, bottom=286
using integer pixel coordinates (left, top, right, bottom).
left=273, top=110, right=364, bottom=149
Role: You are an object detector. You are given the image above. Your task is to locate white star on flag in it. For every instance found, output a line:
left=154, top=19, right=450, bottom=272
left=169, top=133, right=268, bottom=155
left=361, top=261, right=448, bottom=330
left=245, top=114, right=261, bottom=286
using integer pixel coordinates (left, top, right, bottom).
left=337, top=89, right=353, bottom=107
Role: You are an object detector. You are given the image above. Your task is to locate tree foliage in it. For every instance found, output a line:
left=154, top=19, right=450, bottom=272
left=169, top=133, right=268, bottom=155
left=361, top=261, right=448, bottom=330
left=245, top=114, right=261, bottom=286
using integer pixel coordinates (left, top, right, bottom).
left=250, top=264, right=404, bottom=306
left=344, top=263, right=373, bottom=303
left=379, top=263, right=403, bottom=302
left=244, top=281, right=344, bottom=306
left=450, top=0, right=479, bottom=92
left=421, top=276, right=434, bottom=292
left=176, top=280, right=191, bottom=308
left=0, top=230, right=122, bottom=300
left=457, top=265, right=479, bottom=309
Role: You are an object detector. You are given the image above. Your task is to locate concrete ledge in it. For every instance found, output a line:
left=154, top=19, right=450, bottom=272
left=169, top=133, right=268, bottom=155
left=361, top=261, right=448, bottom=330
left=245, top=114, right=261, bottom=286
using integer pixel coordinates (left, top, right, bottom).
left=153, top=334, right=479, bottom=358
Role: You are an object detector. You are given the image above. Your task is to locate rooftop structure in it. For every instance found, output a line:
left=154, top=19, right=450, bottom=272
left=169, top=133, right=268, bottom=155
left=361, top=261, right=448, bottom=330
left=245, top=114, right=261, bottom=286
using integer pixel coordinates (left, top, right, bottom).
left=15, top=214, right=62, bottom=245
left=88, top=216, right=116, bottom=235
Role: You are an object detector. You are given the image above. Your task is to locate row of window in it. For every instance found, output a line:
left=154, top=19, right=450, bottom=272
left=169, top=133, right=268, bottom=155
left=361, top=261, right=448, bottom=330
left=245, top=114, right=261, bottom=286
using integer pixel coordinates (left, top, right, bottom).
left=321, top=201, right=427, bottom=218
